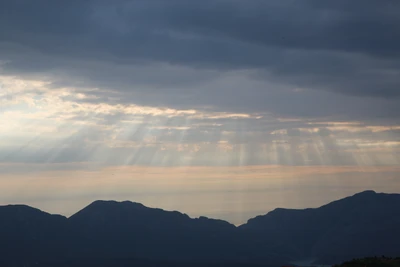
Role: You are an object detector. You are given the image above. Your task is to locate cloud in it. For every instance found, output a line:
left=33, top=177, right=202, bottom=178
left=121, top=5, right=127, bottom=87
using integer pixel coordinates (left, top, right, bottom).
left=0, top=0, right=400, bottom=113
left=0, top=1, right=399, bottom=168
left=0, top=75, right=399, bottom=167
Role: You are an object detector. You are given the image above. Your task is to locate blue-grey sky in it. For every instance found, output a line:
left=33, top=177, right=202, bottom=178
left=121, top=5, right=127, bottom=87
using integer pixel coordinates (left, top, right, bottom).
left=0, top=0, right=399, bottom=224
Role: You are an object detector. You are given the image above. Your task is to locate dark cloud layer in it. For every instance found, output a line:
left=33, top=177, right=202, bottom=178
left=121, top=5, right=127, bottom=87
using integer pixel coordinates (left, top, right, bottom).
left=1, top=0, right=400, bottom=118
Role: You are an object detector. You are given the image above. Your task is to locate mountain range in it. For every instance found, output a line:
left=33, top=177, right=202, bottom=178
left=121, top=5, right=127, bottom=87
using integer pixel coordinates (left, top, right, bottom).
left=1, top=190, right=399, bottom=267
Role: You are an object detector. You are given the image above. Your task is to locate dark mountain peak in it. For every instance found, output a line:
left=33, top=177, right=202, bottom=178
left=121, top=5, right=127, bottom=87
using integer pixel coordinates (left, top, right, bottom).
left=1, top=204, right=42, bottom=212
left=244, top=190, right=395, bottom=225
left=197, top=215, right=213, bottom=221
left=355, top=190, right=377, bottom=195
left=347, top=190, right=378, bottom=200
left=87, top=200, right=146, bottom=210
left=0, top=204, right=66, bottom=220
left=241, top=191, right=400, bottom=264
left=319, top=190, right=387, bottom=210
left=73, top=200, right=147, bottom=214
left=69, top=199, right=192, bottom=224
left=270, top=207, right=286, bottom=212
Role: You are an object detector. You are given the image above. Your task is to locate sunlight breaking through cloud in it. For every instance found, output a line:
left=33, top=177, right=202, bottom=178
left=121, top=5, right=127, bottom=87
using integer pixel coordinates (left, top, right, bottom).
left=1, top=73, right=399, bottom=168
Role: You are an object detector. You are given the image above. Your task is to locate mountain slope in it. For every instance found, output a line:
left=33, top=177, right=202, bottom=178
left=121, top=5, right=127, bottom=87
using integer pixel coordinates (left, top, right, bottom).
left=240, top=190, right=400, bottom=264
left=0, top=205, right=68, bottom=264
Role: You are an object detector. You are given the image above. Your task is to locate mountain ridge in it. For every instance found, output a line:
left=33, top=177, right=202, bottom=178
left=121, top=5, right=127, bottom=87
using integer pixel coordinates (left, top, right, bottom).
left=3, top=190, right=388, bottom=225
left=1, top=190, right=400, bottom=266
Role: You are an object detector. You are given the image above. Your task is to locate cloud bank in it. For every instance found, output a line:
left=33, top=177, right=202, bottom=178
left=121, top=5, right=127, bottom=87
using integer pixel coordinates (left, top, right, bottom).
left=0, top=0, right=399, bottom=168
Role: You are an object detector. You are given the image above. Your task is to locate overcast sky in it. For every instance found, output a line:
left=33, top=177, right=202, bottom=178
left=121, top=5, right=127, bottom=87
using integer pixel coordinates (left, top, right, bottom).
left=0, top=0, right=399, bottom=224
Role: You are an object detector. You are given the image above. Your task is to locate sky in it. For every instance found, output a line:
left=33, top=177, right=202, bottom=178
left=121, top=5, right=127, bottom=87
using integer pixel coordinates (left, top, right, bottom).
left=0, top=0, right=399, bottom=225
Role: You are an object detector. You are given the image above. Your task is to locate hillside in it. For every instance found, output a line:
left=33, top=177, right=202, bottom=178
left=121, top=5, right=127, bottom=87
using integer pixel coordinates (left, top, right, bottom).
left=240, top=191, right=400, bottom=264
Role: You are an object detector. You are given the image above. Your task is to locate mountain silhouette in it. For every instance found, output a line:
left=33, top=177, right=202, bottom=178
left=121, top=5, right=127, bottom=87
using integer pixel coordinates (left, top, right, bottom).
left=1, top=191, right=400, bottom=266
left=67, top=200, right=243, bottom=262
left=241, top=190, right=400, bottom=264
left=0, top=205, right=68, bottom=265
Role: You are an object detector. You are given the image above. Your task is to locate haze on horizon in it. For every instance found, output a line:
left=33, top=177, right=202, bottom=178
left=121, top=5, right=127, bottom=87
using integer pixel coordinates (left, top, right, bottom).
left=0, top=0, right=399, bottom=225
